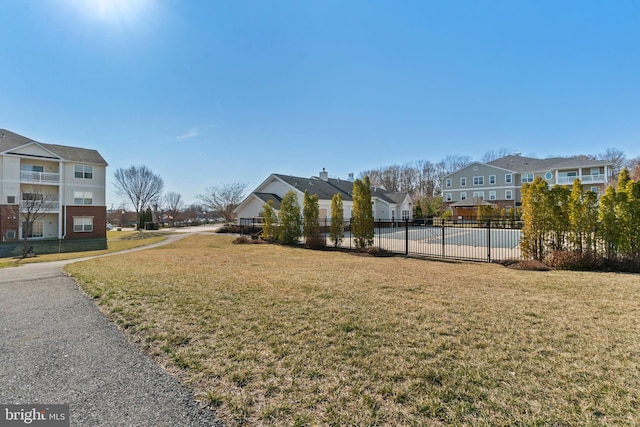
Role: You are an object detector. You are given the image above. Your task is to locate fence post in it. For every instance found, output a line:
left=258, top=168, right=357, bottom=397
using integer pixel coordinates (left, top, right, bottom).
left=441, top=222, right=445, bottom=258
left=405, top=219, right=409, bottom=255
left=487, top=220, right=491, bottom=262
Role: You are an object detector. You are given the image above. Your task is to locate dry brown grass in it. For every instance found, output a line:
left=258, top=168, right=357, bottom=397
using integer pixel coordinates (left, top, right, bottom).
left=65, top=234, right=640, bottom=426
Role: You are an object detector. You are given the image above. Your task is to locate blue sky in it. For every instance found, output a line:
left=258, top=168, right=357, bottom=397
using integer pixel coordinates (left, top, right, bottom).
left=2, top=0, right=639, bottom=207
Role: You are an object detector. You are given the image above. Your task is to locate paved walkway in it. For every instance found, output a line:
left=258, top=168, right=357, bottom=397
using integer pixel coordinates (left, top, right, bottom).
left=0, top=231, right=223, bottom=426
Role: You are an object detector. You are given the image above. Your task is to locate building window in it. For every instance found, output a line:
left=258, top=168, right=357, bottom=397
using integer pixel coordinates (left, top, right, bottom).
left=74, top=165, right=93, bottom=179
left=489, top=175, right=496, bottom=185
left=7, top=195, right=16, bottom=204
left=489, top=191, right=496, bottom=200
left=473, top=191, right=484, bottom=200
left=590, top=168, right=600, bottom=175
left=21, top=164, right=44, bottom=172
left=505, top=190, right=513, bottom=200
left=445, top=178, right=452, bottom=188
left=521, top=173, right=534, bottom=183
left=6, top=230, right=16, bottom=240
left=460, top=177, right=467, bottom=186
left=505, top=174, right=512, bottom=184
left=22, top=192, right=44, bottom=201
left=445, top=193, right=452, bottom=202
left=73, top=216, right=94, bottom=232
left=473, top=176, right=484, bottom=185
left=401, top=209, right=410, bottom=220
left=22, top=221, right=44, bottom=238
left=460, top=192, right=467, bottom=200
left=73, top=191, right=93, bottom=205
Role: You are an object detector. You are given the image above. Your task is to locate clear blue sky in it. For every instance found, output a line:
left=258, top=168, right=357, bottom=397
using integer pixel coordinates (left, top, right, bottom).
left=2, top=0, right=639, bottom=207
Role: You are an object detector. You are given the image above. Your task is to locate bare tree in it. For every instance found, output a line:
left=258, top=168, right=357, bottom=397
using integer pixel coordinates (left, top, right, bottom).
left=197, top=182, right=248, bottom=224
left=481, top=148, right=512, bottom=163
left=599, top=147, right=627, bottom=177
left=114, top=166, right=164, bottom=230
left=398, top=163, right=419, bottom=195
left=415, top=160, right=438, bottom=198
left=182, top=203, right=206, bottom=224
left=437, top=154, right=473, bottom=176
left=435, top=154, right=472, bottom=194
left=165, top=192, right=184, bottom=227
left=19, top=186, right=57, bottom=258
left=151, top=198, right=166, bottom=228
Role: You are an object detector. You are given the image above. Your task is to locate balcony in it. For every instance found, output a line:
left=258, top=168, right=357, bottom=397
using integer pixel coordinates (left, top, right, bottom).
left=19, top=200, right=60, bottom=212
left=20, top=171, right=60, bottom=184
left=580, top=173, right=607, bottom=184
left=556, top=173, right=607, bottom=185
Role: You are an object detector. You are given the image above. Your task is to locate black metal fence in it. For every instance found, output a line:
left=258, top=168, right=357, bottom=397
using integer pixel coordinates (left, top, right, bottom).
left=239, top=218, right=523, bottom=262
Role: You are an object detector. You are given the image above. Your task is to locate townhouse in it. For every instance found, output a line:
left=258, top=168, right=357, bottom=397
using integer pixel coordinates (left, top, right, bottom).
left=235, top=169, right=413, bottom=223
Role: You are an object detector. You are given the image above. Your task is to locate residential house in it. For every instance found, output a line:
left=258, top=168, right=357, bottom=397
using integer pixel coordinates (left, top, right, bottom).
left=235, top=169, right=413, bottom=223
left=443, top=154, right=613, bottom=220
left=0, top=129, right=108, bottom=253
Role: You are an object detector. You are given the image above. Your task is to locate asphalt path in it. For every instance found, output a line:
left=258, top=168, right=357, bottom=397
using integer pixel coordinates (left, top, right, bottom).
left=0, top=228, right=224, bottom=426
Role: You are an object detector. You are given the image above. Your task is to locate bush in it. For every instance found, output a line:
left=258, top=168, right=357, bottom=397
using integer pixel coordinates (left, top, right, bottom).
left=232, top=237, right=264, bottom=244
left=501, top=259, right=551, bottom=271
left=599, top=255, right=640, bottom=273
left=305, top=234, right=326, bottom=250
left=366, top=246, right=392, bottom=257
left=544, top=250, right=603, bottom=271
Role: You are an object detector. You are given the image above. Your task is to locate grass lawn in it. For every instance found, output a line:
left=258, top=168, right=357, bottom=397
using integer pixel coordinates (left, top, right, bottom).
left=65, top=234, right=640, bottom=426
left=0, top=230, right=168, bottom=269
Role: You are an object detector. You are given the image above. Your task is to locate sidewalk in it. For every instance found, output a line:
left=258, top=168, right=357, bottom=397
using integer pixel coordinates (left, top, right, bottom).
left=0, top=236, right=223, bottom=426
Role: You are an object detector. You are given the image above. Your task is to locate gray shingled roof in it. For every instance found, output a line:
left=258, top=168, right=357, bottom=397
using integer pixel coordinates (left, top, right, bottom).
left=253, top=193, right=282, bottom=210
left=274, top=174, right=354, bottom=201
left=488, top=155, right=610, bottom=173
left=0, top=129, right=107, bottom=165
left=273, top=174, right=407, bottom=204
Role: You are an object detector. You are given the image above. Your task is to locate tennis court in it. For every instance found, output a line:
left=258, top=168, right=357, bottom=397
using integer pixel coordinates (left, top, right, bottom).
left=336, top=223, right=522, bottom=262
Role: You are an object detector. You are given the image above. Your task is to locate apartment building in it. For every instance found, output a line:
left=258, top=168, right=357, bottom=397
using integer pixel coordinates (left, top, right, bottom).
left=0, top=129, right=108, bottom=250
left=443, top=154, right=613, bottom=219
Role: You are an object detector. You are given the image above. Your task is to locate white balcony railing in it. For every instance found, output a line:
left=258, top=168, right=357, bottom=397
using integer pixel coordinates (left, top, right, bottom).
left=556, top=173, right=606, bottom=185
left=19, top=200, right=60, bottom=212
left=20, top=171, right=60, bottom=184
left=580, top=173, right=607, bottom=183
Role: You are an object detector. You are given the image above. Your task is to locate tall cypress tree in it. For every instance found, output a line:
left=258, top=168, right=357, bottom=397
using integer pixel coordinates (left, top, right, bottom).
left=598, top=186, right=619, bottom=259
left=521, top=177, right=551, bottom=260
left=261, top=200, right=278, bottom=241
left=279, top=190, right=302, bottom=244
left=568, top=179, right=586, bottom=252
left=303, top=190, right=321, bottom=247
left=549, top=185, right=571, bottom=250
left=352, top=176, right=374, bottom=249
left=627, top=179, right=640, bottom=258
left=583, top=190, right=599, bottom=252
left=330, top=193, right=344, bottom=247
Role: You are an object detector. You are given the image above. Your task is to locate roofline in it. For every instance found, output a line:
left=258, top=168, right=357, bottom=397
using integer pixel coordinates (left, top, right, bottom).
left=233, top=193, right=268, bottom=214
left=443, top=161, right=516, bottom=179
left=3, top=141, right=63, bottom=160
